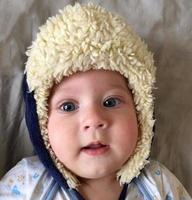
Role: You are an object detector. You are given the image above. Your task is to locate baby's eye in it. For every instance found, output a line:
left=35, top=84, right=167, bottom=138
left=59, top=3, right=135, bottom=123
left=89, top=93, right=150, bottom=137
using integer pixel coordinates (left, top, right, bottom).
left=103, top=97, right=121, bottom=108
left=60, top=102, right=78, bottom=112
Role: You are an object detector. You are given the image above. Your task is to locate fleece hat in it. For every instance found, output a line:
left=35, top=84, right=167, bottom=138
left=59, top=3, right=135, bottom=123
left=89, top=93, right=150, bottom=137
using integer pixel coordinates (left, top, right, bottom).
left=24, top=3, right=156, bottom=189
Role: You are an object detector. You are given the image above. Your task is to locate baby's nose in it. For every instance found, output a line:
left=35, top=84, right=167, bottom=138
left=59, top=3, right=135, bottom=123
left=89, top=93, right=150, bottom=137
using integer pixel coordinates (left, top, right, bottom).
left=84, top=121, right=106, bottom=130
left=82, top=107, right=108, bottom=131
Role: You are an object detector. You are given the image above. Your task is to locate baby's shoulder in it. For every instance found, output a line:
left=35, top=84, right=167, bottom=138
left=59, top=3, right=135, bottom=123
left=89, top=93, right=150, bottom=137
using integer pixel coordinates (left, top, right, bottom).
left=143, top=159, right=184, bottom=188
left=15, top=155, right=45, bottom=171
left=1, top=155, right=45, bottom=181
left=0, top=156, right=47, bottom=199
left=139, top=159, right=191, bottom=199
left=142, top=159, right=169, bottom=181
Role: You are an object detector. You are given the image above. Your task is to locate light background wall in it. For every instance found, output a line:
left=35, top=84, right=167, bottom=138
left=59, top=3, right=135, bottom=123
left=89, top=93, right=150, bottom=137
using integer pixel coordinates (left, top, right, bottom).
left=0, top=0, right=191, bottom=195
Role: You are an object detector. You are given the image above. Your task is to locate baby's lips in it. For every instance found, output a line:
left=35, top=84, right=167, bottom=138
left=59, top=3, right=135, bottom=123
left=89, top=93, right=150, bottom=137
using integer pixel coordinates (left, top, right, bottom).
left=82, top=141, right=108, bottom=149
left=81, top=141, right=110, bottom=156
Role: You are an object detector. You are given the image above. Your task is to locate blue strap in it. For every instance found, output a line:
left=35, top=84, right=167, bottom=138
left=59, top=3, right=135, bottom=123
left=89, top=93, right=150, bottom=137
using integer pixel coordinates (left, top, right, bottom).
left=68, top=189, right=85, bottom=200
left=42, top=180, right=85, bottom=200
left=42, top=180, right=59, bottom=200
left=133, top=177, right=153, bottom=200
left=119, top=184, right=128, bottom=200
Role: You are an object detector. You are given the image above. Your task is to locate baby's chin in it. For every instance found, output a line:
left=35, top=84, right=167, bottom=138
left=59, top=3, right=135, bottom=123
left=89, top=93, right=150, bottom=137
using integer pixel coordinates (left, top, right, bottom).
left=70, top=163, right=123, bottom=183
left=77, top=171, right=118, bottom=184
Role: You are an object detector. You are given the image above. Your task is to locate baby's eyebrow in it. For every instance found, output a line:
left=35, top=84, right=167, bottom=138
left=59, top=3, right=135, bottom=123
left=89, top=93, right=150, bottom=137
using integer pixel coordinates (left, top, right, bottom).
left=108, top=84, right=129, bottom=92
left=53, top=85, right=78, bottom=93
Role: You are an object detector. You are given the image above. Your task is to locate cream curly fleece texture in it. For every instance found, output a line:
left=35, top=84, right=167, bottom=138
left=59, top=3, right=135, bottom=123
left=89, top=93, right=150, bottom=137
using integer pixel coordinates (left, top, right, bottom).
left=25, top=3, right=156, bottom=188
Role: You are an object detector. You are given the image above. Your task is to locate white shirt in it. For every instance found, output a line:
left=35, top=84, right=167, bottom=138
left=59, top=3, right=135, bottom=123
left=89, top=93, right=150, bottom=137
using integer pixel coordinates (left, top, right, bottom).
left=0, top=156, right=191, bottom=200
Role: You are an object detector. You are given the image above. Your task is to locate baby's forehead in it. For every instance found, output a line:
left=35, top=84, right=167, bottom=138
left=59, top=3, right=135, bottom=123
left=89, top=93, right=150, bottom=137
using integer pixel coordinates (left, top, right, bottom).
left=50, top=69, right=132, bottom=96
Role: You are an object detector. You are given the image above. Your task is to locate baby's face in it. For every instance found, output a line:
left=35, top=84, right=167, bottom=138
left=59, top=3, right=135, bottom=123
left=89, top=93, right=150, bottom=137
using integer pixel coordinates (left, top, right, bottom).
left=48, top=70, right=138, bottom=180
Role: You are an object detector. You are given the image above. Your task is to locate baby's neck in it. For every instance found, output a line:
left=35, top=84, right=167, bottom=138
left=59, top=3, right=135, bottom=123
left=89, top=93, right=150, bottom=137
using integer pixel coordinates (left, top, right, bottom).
left=78, top=174, right=122, bottom=200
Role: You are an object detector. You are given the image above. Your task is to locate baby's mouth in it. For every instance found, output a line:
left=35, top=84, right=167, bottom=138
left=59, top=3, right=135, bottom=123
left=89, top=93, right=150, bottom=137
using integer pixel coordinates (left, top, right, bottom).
left=81, top=142, right=109, bottom=156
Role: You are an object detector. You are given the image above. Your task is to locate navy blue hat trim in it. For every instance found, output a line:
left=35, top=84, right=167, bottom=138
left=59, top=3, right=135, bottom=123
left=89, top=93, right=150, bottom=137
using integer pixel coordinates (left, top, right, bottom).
left=22, top=74, right=70, bottom=191
left=119, top=184, right=128, bottom=200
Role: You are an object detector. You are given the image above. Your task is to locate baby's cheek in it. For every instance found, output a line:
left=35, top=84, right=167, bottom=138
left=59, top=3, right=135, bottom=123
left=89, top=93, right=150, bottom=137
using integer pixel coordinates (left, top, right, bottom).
left=48, top=128, right=77, bottom=156
left=119, top=128, right=138, bottom=152
left=48, top=136, right=68, bottom=162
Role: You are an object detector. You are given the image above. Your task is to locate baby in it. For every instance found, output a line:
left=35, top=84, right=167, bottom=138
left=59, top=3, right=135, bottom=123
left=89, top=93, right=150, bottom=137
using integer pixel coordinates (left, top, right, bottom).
left=0, top=3, right=191, bottom=200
